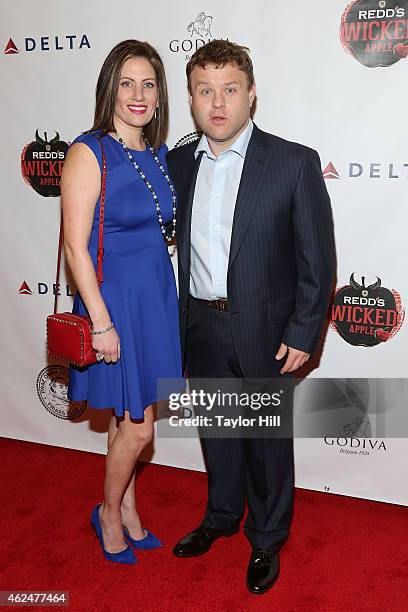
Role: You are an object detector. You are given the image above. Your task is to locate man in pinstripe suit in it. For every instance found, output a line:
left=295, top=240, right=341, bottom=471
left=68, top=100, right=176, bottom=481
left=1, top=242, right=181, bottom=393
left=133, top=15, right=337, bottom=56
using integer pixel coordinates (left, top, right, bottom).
left=166, top=40, right=336, bottom=595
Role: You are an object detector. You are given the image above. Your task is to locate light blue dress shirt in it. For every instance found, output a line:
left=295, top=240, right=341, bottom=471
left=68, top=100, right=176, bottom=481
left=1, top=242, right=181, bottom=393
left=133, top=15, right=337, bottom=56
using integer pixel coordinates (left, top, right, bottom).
left=190, top=119, right=254, bottom=300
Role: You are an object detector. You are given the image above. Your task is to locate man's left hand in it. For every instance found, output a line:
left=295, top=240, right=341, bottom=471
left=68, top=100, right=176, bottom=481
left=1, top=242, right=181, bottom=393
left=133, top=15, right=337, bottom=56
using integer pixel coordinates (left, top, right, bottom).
left=275, top=343, right=310, bottom=374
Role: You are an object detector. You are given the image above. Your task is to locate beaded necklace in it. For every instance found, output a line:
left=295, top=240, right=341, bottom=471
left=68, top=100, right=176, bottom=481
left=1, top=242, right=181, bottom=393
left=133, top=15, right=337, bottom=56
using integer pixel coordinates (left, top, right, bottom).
left=114, top=131, right=176, bottom=242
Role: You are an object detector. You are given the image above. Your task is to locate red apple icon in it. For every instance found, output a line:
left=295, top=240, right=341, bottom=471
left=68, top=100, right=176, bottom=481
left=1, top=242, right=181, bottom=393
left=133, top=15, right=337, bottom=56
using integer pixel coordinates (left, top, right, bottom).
left=394, top=42, right=408, bottom=59
left=375, top=328, right=391, bottom=342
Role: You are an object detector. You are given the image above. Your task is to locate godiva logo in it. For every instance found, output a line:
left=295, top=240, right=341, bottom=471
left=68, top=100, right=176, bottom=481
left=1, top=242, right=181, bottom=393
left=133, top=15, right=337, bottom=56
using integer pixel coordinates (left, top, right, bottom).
left=169, top=12, right=227, bottom=59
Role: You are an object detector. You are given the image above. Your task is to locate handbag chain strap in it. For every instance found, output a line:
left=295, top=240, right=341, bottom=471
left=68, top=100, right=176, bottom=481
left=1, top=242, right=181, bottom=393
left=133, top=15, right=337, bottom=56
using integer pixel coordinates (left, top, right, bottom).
left=53, top=138, right=107, bottom=315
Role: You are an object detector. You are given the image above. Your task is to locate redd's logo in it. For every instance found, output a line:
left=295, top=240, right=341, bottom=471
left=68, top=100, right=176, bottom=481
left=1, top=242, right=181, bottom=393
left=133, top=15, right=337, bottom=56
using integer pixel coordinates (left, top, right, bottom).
left=340, top=0, right=408, bottom=67
left=330, top=274, right=405, bottom=346
left=21, top=130, right=69, bottom=197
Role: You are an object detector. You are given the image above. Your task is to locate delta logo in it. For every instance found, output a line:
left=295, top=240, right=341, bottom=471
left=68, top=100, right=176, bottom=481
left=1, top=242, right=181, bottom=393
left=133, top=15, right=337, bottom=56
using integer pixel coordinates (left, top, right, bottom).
left=3, top=34, right=91, bottom=54
left=330, top=273, right=405, bottom=347
left=322, top=160, right=408, bottom=179
left=19, top=281, right=32, bottom=295
left=4, top=38, right=18, bottom=54
left=19, top=281, right=74, bottom=297
left=21, top=130, right=69, bottom=197
left=323, top=162, right=341, bottom=179
left=340, top=0, right=408, bottom=68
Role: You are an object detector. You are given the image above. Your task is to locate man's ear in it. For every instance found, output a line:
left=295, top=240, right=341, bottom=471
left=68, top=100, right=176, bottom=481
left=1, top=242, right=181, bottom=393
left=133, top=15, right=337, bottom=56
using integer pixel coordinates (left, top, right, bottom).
left=249, top=82, right=256, bottom=108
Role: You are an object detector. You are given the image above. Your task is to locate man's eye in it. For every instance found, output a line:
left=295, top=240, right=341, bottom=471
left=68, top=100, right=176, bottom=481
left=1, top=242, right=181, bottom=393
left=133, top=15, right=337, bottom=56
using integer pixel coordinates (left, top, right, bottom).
left=201, top=89, right=211, bottom=95
left=226, top=88, right=236, bottom=94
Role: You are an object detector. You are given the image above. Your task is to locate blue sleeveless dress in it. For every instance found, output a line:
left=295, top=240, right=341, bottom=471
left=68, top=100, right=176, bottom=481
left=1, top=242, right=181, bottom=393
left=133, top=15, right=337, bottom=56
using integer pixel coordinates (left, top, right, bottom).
left=67, top=132, right=182, bottom=419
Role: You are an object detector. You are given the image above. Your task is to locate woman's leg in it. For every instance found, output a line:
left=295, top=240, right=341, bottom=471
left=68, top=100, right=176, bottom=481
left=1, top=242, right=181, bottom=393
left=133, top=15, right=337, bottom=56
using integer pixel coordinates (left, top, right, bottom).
left=107, top=413, right=147, bottom=540
left=100, top=406, right=154, bottom=552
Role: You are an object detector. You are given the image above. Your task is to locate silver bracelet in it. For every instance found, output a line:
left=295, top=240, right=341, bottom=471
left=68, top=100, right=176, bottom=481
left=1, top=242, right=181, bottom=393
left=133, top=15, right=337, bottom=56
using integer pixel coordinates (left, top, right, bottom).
left=91, top=322, right=114, bottom=335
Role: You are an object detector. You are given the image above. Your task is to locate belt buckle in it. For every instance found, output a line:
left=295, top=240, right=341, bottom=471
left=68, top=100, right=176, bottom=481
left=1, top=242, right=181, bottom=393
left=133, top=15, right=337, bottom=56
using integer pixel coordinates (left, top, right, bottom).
left=217, top=299, right=227, bottom=312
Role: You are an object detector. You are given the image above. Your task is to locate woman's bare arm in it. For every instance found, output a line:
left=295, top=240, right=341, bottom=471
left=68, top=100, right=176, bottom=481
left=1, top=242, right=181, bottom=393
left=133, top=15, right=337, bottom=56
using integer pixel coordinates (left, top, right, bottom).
left=60, top=143, right=119, bottom=362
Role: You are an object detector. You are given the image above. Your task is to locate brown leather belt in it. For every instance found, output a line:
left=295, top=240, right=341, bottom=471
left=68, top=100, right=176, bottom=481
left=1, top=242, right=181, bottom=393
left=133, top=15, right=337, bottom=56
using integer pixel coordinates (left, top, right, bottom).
left=190, top=296, right=229, bottom=312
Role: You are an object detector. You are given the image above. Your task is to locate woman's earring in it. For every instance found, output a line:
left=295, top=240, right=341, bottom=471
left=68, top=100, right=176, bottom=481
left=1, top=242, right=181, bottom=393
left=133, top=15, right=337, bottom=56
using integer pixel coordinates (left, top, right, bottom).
left=154, top=107, right=159, bottom=120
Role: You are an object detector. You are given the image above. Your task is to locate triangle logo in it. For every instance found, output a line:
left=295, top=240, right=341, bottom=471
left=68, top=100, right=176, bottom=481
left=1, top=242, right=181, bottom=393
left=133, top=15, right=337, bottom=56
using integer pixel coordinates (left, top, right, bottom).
left=19, top=281, right=32, bottom=295
left=323, top=162, right=340, bottom=180
left=4, top=38, right=19, bottom=54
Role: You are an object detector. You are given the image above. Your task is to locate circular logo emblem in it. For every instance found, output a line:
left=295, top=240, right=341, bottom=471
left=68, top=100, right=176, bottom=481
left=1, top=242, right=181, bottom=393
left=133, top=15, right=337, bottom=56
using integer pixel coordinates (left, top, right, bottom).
left=330, top=273, right=405, bottom=347
left=36, top=365, right=86, bottom=420
left=340, top=0, right=408, bottom=68
left=174, top=131, right=202, bottom=148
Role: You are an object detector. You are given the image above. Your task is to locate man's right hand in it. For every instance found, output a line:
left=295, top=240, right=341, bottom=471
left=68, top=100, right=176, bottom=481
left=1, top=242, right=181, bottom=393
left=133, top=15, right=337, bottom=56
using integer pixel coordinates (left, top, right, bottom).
left=275, top=342, right=310, bottom=374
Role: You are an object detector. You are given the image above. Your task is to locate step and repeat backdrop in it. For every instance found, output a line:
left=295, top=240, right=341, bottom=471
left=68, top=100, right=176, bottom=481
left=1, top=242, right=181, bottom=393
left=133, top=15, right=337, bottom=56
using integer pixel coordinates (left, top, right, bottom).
left=1, top=1, right=407, bottom=504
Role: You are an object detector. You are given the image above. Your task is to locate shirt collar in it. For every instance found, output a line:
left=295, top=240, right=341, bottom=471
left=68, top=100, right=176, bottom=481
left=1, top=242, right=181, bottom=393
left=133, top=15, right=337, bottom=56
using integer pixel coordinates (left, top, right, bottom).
left=194, top=119, right=253, bottom=160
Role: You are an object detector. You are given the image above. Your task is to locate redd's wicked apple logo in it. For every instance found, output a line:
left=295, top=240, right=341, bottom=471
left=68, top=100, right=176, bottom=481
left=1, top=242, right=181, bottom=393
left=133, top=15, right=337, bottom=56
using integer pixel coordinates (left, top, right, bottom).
left=340, top=0, right=408, bottom=67
left=21, top=130, right=69, bottom=197
left=330, top=274, right=405, bottom=346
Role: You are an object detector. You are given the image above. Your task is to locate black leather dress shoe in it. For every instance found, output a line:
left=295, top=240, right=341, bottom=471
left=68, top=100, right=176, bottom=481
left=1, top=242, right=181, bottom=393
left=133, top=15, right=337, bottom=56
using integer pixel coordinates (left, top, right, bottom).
left=246, top=549, right=279, bottom=594
left=173, top=523, right=239, bottom=557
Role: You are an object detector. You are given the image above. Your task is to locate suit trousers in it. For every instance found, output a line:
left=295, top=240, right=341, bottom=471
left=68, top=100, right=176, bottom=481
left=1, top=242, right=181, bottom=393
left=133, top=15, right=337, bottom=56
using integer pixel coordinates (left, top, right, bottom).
left=185, top=296, right=294, bottom=552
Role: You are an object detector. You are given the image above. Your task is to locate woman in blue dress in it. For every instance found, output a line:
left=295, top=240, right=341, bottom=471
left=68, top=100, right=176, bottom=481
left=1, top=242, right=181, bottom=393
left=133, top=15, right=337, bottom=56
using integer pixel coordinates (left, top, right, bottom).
left=61, top=40, right=182, bottom=564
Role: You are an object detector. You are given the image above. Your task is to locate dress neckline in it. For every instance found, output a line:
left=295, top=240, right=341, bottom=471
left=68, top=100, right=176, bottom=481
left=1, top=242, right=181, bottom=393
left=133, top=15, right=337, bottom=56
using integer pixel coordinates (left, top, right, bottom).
left=106, top=133, right=147, bottom=153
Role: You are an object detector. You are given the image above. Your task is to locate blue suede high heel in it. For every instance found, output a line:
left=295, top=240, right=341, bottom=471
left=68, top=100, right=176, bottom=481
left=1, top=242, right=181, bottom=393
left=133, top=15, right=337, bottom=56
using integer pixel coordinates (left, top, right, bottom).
left=124, top=526, right=163, bottom=550
left=91, top=504, right=137, bottom=564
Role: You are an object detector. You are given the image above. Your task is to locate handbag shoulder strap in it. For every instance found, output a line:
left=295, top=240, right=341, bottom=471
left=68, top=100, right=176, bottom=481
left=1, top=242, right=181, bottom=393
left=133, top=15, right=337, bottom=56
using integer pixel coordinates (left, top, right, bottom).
left=53, top=137, right=107, bottom=314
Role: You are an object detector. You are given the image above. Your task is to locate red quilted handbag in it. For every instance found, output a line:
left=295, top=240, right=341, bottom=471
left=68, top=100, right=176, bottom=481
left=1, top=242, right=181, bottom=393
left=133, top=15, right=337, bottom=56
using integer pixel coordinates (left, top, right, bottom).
left=46, top=140, right=107, bottom=367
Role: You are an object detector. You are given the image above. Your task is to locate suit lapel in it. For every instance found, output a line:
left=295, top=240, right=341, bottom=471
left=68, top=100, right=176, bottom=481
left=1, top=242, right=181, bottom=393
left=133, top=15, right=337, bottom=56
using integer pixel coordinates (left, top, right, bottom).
left=178, top=150, right=204, bottom=277
left=228, top=131, right=270, bottom=270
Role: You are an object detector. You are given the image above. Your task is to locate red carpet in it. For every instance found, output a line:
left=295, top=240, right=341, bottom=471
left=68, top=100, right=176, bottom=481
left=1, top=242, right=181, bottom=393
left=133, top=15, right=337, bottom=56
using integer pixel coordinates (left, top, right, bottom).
left=0, top=437, right=407, bottom=611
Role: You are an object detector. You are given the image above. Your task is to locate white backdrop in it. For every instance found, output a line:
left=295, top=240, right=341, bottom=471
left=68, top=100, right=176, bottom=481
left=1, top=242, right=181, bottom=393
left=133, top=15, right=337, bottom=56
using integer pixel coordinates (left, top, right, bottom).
left=1, top=0, right=407, bottom=504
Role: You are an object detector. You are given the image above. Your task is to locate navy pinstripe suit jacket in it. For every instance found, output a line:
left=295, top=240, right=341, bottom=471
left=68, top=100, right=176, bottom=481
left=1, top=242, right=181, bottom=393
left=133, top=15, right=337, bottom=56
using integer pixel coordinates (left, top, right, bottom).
left=166, top=124, right=336, bottom=377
